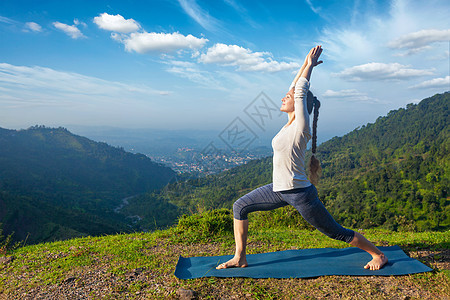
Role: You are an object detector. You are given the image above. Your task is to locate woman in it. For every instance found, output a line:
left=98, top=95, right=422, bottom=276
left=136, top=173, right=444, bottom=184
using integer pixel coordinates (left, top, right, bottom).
left=217, top=45, right=388, bottom=271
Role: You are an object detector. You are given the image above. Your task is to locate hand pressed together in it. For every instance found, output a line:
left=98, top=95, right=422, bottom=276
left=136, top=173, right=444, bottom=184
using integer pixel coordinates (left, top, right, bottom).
left=306, top=45, right=323, bottom=67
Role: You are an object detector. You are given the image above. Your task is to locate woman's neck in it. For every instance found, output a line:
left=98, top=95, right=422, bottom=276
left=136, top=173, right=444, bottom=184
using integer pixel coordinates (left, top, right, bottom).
left=286, top=111, right=295, bottom=126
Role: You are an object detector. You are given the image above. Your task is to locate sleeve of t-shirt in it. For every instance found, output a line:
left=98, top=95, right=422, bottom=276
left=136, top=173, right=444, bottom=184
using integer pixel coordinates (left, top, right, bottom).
left=293, top=77, right=310, bottom=134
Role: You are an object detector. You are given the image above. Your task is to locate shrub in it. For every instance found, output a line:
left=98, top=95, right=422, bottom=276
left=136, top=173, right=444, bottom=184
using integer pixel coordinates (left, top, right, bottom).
left=249, top=206, right=314, bottom=231
left=0, top=223, right=20, bottom=255
left=176, top=208, right=233, bottom=238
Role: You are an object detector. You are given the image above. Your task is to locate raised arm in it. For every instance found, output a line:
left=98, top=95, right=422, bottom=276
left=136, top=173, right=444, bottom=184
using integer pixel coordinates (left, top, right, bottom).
left=300, top=45, right=323, bottom=81
left=293, top=46, right=323, bottom=134
left=289, top=45, right=323, bottom=90
left=289, top=57, right=308, bottom=90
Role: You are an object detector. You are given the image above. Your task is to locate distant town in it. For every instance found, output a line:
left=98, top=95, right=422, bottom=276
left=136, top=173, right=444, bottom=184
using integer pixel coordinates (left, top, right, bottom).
left=147, top=146, right=272, bottom=176
left=68, top=126, right=274, bottom=177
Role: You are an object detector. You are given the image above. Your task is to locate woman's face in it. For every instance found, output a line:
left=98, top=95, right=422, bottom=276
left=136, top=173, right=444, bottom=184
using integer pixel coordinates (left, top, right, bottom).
left=280, top=88, right=295, bottom=112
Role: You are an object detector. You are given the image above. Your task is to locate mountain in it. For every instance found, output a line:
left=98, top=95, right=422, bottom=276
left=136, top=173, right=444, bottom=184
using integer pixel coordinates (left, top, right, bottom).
left=127, top=92, right=449, bottom=232
left=317, top=92, right=449, bottom=231
left=1, top=92, right=448, bottom=244
left=0, top=126, right=176, bottom=244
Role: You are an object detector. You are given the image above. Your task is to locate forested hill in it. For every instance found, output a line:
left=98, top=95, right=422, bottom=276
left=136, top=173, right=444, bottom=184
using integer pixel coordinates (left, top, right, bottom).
left=0, top=126, right=176, bottom=244
left=127, top=92, right=448, bottom=232
left=316, top=92, right=448, bottom=231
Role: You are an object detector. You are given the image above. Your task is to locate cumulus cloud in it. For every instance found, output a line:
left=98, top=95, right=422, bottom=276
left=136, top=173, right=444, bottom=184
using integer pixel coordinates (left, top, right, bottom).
left=199, top=43, right=300, bottom=73
left=24, top=22, right=42, bottom=32
left=335, top=62, right=434, bottom=81
left=112, top=31, right=208, bottom=53
left=389, top=29, right=450, bottom=56
left=53, top=21, right=85, bottom=39
left=93, top=13, right=140, bottom=33
left=409, top=75, right=450, bottom=89
left=322, top=89, right=379, bottom=103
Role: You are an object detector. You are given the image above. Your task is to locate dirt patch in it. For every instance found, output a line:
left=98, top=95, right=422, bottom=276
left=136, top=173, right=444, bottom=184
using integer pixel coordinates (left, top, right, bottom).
left=408, top=249, right=450, bottom=270
left=2, top=242, right=448, bottom=300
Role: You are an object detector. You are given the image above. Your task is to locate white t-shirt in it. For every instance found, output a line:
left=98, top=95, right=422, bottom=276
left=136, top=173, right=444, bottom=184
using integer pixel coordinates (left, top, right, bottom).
left=271, top=77, right=312, bottom=192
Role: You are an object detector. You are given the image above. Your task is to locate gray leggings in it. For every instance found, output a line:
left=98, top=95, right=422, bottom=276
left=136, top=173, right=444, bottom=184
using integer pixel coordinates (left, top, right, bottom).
left=233, top=183, right=355, bottom=243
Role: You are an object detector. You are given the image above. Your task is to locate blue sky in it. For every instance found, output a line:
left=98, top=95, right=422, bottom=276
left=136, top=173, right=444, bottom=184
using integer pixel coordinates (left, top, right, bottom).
left=1, top=0, right=449, bottom=142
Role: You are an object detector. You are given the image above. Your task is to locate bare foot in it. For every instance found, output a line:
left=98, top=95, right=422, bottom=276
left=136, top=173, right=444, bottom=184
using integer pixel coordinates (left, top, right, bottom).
left=364, top=254, right=388, bottom=270
left=216, top=256, right=248, bottom=269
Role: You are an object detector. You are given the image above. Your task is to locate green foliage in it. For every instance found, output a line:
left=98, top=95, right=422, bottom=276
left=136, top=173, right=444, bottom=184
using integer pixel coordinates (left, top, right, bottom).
left=0, top=223, right=20, bottom=255
left=121, top=156, right=272, bottom=232
left=316, top=92, right=449, bottom=231
left=118, top=193, right=181, bottom=231
left=249, top=206, right=314, bottom=231
left=0, top=126, right=176, bottom=244
left=134, top=92, right=449, bottom=232
left=129, top=156, right=272, bottom=221
left=176, top=208, right=233, bottom=238
left=1, top=91, right=448, bottom=249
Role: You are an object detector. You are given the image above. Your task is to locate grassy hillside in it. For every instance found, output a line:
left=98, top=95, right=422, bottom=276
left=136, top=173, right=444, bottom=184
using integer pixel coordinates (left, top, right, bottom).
left=126, top=92, right=449, bottom=232
left=0, top=210, right=448, bottom=299
left=0, top=126, right=176, bottom=244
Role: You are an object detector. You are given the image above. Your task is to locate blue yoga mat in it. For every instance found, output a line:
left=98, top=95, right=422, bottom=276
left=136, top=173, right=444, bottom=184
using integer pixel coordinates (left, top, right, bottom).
left=174, top=246, right=432, bottom=279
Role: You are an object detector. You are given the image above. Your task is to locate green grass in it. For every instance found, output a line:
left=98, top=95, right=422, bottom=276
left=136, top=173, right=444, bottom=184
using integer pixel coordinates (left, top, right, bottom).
left=0, top=209, right=449, bottom=299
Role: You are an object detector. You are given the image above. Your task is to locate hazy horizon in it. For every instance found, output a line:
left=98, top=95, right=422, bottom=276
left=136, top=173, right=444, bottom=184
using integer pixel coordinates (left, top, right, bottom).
left=1, top=0, right=449, bottom=140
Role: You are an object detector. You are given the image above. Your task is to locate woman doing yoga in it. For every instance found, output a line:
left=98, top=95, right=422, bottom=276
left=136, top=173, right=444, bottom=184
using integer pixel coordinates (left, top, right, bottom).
left=217, top=45, right=388, bottom=271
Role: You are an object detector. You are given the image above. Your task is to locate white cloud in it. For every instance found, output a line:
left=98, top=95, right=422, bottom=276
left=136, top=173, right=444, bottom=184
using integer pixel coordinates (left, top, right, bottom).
left=53, top=21, right=85, bottom=39
left=169, top=60, right=197, bottom=68
left=74, top=19, right=87, bottom=28
left=319, top=27, right=378, bottom=64
left=24, top=22, right=42, bottom=32
left=199, top=43, right=300, bottom=73
left=316, top=1, right=449, bottom=64
left=112, top=31, right=208, bottom=54
left=177, top=0, right=221, bottom=32
left=322, top=89, right=379, bottom=103
left=335, top=62, right=434, bottom=81
left=0, top=63, right=169, bottom=97
left=392, top=46, right=432, bottom=57
left=305, top=0, right=322, bottom=15
left=429, top=50, right=450, bottom=61
left=93, top=13, right=140, bottom=33
left=0, top=16, right=17, bottom=24
left=223, top=0, right=245, bottom=13
left=164, top=60, right=225, bottom=90
left=388, top=29, right=450, bottom=56
left=409, top=75, right=450, bottom=89
left=0, top=63, right=172, bottom=128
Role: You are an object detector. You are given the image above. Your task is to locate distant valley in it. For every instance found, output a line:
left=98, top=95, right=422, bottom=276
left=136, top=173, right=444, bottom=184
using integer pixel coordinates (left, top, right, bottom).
left=122, top=92, right=449, bottom=233
left=0, top=126, right=175, bottom=244
left=0, top=92, right=448, bottom=245
left=68, top=126, right=274, bottom=175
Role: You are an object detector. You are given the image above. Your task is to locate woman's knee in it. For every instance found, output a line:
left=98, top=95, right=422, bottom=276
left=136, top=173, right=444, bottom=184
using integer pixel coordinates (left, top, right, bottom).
left=233, top=199, right=247, bottom=220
